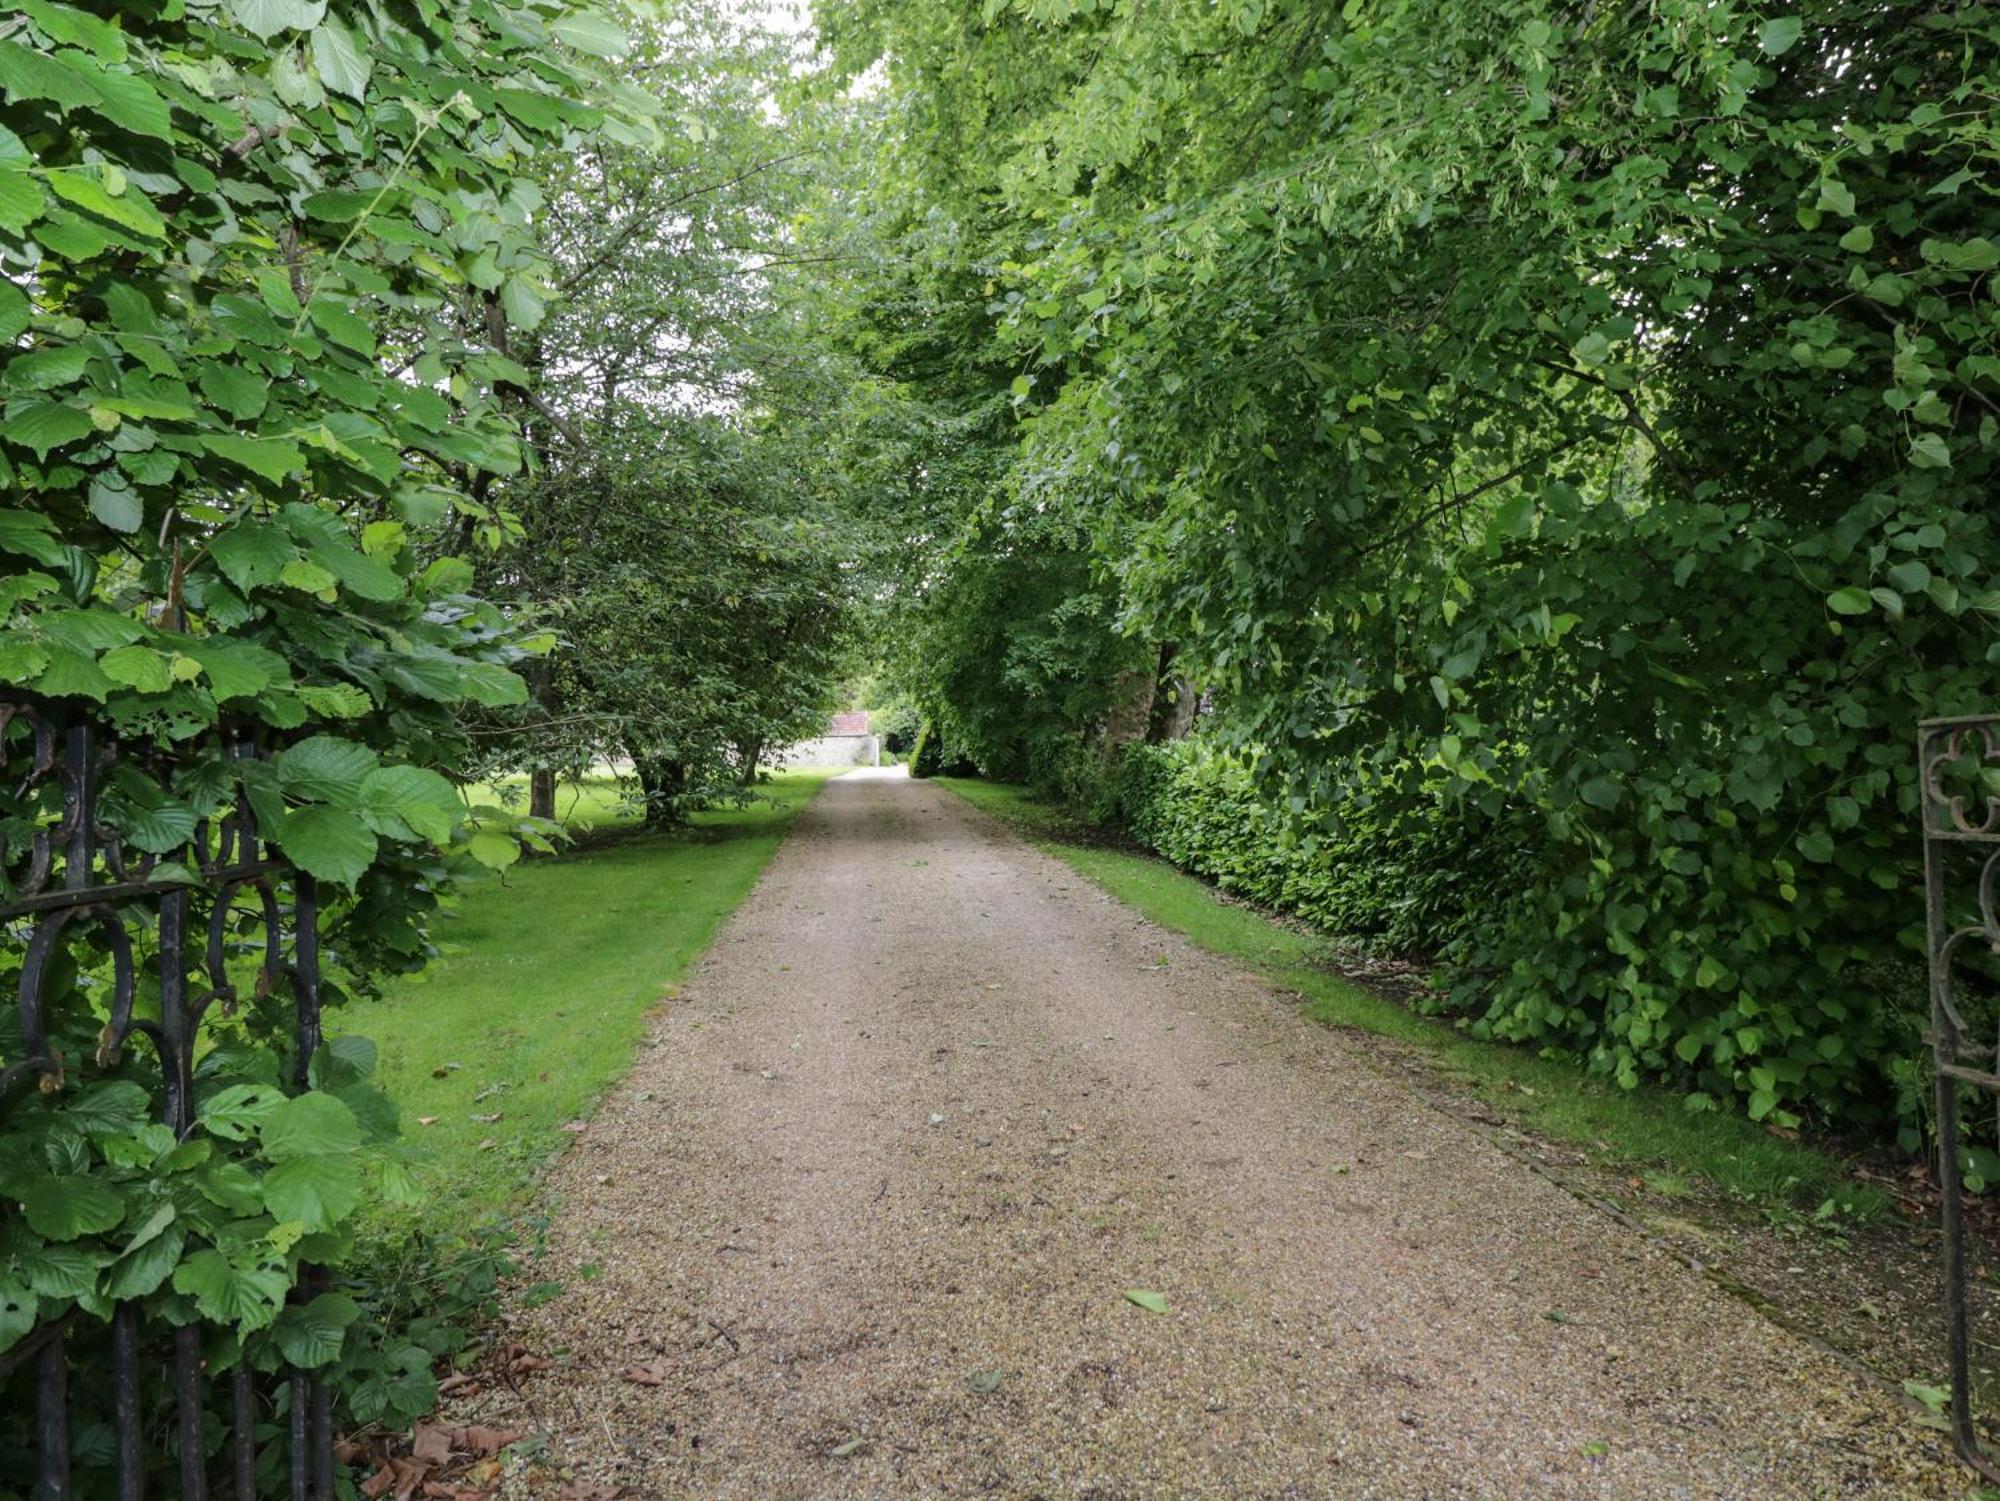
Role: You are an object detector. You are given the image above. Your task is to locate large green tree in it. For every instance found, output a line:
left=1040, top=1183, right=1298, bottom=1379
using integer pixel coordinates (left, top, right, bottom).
left=824, top=0, right=2000, bottom=1132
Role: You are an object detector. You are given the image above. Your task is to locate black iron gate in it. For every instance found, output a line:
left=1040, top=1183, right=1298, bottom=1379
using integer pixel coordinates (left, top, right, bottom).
left=1921, top=713, right=2000, bottom=1483
left=0, top=699, right=336, bottom=1499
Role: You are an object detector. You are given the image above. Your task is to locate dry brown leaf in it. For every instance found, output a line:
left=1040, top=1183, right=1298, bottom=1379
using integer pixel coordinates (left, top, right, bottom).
left=457, top=1425, right=523, bottom=1456
left=557, top=1486, right=627, bottom=1501
left=618, top=1362, right=670, bottom=1386
left=436, top=1371, right=481, bottom=1397
left=410, top=1424, right=453, bottom=1467
left=361, top=1467, right=397, bottom=1500
left=561, top=1119, right=588, bottom=1133
left=416, top=1116, right=439, bottom=1127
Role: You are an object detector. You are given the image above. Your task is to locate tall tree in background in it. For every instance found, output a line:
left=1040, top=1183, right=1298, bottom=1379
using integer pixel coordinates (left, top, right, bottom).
left=476, top=3, right=879, bottom=820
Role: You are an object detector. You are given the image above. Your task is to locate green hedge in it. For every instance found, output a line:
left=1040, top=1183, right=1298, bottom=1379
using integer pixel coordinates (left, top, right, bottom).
left=1057, top=739, right=1927, bottom=1139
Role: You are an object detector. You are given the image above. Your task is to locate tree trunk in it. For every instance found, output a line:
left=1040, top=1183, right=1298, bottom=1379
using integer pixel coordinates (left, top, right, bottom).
left=529, top=767, right=556, bottom=821
left=633, top=757, right=687, bottom=829
left=1147, top=644, right=1200, bottom=742
left=737, top=741, right=762, bottom=786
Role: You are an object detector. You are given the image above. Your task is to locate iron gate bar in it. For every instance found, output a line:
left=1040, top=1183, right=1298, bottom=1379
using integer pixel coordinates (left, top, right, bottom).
left=0, top=700, right=335, bottom=1499
left=1920, top=714, right=2000, bottom=1484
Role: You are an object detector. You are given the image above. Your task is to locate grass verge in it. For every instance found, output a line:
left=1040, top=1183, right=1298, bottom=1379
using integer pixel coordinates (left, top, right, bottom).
left=343, top=768, right=835, bottom=1238
left=938, top=775, right=1886, bottom=1218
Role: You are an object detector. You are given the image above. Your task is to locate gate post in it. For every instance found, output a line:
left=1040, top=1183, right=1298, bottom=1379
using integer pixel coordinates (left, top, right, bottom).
left=1919, top=714, right=2000, bottom=1482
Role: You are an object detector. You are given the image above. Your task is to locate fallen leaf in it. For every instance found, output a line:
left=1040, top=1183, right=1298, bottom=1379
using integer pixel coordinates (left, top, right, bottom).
left=410, top=1424, right=453, bottom=1466
left=619, top=1362, right=670, bottom=1386
left=361, top=1468, right=396, bottom=1500
left=557, top=1485, right=627, bottom=1501
left=417, top=1116, right=439, bottom=1127
left=458, top=1425, right=523, bottom=1456
left=470, top=1112, right=502, bottom=1124
left=1123, top=1289, right=1170, bottom=1314
left=966, top=1369, right=1005, bottom=1393
left=829, top=1437, right=867, bottom=1458
left=561, top=1120, right=588, bottom=1133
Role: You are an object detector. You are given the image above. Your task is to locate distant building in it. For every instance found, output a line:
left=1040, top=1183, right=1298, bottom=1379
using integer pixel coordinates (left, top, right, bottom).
left=784, top=711, right=881, bottom=768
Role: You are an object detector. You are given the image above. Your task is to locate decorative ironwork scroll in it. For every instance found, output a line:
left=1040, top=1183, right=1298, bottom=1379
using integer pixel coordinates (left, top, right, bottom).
left=1921, top=713, right=2000, bottom=1483
left=0, top=699, right=334, bottom=1499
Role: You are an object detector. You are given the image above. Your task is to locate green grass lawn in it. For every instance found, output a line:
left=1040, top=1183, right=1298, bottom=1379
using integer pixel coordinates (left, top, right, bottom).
left=937, top=776, right=1884, bottom=1217
left=341, top=769, right=835, bottom=1238
left=466, top=771, right=639, bottom=833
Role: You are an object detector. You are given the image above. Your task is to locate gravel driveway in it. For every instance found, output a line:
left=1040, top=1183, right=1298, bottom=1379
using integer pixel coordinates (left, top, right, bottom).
left=474, top=769, right=1960, bottom=1499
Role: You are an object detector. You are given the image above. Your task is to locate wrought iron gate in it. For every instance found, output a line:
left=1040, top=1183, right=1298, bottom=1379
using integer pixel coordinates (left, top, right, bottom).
left=0, top=699, right=336, bottom=1499
left=1921, top=713, right=2000, bottom=1483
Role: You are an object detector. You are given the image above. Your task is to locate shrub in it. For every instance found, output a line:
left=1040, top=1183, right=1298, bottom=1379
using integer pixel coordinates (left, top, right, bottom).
left=1068, top=738, right=1932, bottom=1137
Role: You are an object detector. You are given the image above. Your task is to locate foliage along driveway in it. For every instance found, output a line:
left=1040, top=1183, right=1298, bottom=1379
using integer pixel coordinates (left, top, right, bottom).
left=467, top=769, right=1958, bottom=1498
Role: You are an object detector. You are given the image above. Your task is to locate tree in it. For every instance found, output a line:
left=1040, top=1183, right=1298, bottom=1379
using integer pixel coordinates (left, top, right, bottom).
left=819, top=0, right=2000, bottom=1132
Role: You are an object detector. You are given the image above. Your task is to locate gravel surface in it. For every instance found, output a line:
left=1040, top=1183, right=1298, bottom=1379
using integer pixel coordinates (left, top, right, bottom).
left=472, top=769, right=1962, bottom=1499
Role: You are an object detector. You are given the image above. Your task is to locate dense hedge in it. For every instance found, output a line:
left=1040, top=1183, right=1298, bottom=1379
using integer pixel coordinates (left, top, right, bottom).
left=1060, top=739, right=1929, bottom=1138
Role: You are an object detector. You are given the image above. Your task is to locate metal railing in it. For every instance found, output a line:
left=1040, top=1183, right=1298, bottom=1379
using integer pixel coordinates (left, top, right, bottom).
left=1, top=700, right=335, bottom=1499
left=1921, top=713, right=2000, bottom=1484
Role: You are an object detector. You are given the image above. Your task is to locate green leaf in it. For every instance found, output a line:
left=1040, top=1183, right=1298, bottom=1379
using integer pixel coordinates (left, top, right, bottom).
left=275, top=805, right=378, bottom=885
left=308, top=17, right=371, bottom=98
left=1758, top=17, right=1802, bottom=54
left=228, top=0, right=327, bottom=41
left=179, top=637, right=287, bottom=701
left=0, top=279, right=29, bottom=341
left=550, top=10, right=630, bottom=56
left=0, top=170, right=46, bottom=233
left=34, top=646, right=115, bottom=701
left=46, top=167, right=163, bottom=238
left=88, top=472, right=141, bottom=532
left=119, top=799, right=197, bottom=853
left=457, top=661, right=529, bottom=707
left=1578, top=776, right=1619, bottom=809
left=1826, top=587, right=1871, bottom=615
left=357, top=765, right=460, bottom=844
left=100, top=643, right=173, bottom=692
left=171, top=1249, right=290, bottom=1330
left=200, top=433, right=308, bottom=484
left=209, top=522, right=296, bottom=592
left=0, top=508, right=65, bottom=564
left=7, top=344, right=89, bottom=390
left=465, top=830, right=520, bottom=871
left=0, top=1275, right=33, bottom=1354
left=102, top=1223, right=184, bottom=1299
left=262, top=1154, right=361, bottom=1231
left=1122, top=1288, right=1170, bottom=1314
left=6, top=401, right=94, bottom=457
left=1838, top=224, right=1874, bottom=253
left=16, top=1242, right=103, bottom=1298
left=0, top=638, right=51, bottom=683
left=278, top=734, right=381, bottom=802
left=199, top=1083, right=288, bottom=1141
left=273, top=1292, right=361, bottom=1367
left=258, top=1091, right=361, bottom=1161
left=1909, top=433, right=1952, bottom=470
left=197, top=362, right=271, bottom=422
left=18, top=1173, right=125, bottom=1240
